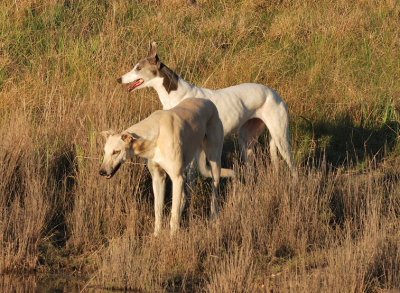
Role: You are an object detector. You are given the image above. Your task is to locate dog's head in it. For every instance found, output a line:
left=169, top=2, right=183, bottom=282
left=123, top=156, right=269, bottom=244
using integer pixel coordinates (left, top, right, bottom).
left=99, top=131, right=136, bottom=179
left=117, top=42, right=161, bottom=92
left=99, top=131, right=152, bottom=179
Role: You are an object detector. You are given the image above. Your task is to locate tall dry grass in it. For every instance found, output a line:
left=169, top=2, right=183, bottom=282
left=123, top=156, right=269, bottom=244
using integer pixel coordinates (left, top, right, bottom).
left=92, top=158, right=400, bottom=292
left=1, top=0, right=400, bottom=292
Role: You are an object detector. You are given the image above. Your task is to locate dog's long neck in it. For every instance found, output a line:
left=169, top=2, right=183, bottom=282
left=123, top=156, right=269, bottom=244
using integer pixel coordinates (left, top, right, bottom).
left=152, top=64, right=212, bottom=110
left=124, top=112, right=162, bottom=160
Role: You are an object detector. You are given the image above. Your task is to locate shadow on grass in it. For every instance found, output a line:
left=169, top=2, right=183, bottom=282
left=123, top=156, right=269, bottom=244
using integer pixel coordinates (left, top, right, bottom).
left=293, top=114, right=400, bottom=168
left=46, top=147, right=77, bottom=247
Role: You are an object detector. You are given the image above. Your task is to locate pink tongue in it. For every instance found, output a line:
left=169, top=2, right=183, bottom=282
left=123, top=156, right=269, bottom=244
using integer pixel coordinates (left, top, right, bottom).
left=126, top=84, right=136, bottom=91
left=126, top=79, right=143, bottom=92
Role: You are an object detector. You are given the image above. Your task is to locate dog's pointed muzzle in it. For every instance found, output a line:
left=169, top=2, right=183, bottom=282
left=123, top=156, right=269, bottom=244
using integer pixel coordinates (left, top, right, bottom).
left=99, top=162, right=122, bottom=179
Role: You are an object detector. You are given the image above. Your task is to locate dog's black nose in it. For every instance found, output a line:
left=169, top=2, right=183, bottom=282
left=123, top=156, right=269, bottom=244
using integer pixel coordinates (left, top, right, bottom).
left=116, top=77, right=122, bottom=84
left=99, top=169, right=107, bottom=176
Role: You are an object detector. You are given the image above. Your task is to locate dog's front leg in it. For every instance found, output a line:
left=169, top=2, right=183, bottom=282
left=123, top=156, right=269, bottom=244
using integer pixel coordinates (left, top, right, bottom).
left=170, top=174, right=185, bottom=235
left=148, top=161, right=167, bottom=236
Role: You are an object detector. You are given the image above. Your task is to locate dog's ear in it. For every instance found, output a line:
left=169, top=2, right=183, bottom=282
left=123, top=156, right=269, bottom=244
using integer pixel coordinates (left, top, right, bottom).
left=121, top=133, right=135, bottom=144
left=148, top=41, right=160, bottom=66
left=148, top=41, right=157, bottom=58
left=101, top=130, right=115, bottom=139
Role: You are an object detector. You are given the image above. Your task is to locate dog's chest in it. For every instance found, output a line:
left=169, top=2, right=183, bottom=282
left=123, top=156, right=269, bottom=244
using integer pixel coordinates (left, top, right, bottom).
left=152, top=146, right=163, bottom=165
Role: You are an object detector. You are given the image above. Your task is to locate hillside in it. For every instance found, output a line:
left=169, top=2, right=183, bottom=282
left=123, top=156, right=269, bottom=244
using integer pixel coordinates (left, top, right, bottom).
left=1, top=0, right=400, bottom=291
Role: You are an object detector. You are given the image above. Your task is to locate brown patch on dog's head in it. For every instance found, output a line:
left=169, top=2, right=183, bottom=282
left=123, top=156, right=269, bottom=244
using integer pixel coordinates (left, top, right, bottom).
left=147, top=42, right=179, bottom=93
left=121, top=132, right=152, bottom=155
left=121, top=133, right=135, bottom=144
left=159, top=63, right=179, bottom=93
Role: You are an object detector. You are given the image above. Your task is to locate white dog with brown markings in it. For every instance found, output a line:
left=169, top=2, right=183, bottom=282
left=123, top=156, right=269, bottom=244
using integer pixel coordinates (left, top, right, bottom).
left=99, top=98, right=234, bottom=236
left=117, top=42, right=298, bottom=180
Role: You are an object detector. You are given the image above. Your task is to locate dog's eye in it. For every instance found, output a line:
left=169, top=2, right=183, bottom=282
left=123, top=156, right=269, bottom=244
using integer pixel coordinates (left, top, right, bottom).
left=136, top=65, right=142, bottom=71
left=112, top=150, right=121, bottom=156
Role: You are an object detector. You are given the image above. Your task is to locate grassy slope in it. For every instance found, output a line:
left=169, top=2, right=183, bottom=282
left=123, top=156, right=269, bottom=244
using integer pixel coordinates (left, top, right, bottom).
left=1, top=0, right=400, bottom=291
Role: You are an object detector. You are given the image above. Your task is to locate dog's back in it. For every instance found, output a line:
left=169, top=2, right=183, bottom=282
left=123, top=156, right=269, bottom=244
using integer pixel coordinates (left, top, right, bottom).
left=171, top=98, right=223, bottom=148
left=155, top=98, right=223, bottom=170
left=169, top=98, right=218, bottom=123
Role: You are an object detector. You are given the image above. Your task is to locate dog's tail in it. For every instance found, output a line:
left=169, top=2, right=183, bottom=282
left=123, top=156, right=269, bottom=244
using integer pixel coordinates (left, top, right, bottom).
left=196, top=150, right=235, bottom=178
left=220, top=168, right=235, bottom=178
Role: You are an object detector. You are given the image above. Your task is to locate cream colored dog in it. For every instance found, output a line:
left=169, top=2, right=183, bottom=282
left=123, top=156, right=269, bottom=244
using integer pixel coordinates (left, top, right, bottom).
left=99, top=98, right=234, bottom=235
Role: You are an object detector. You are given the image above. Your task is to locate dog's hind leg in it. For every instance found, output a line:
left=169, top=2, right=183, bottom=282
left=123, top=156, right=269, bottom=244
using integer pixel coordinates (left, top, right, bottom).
left=259, top=104, right=298, bottom=180
left=169, top=174, right=186, bottom=235
left=238, top=118, right=266, bottom=163
left=148, top=161, right=167, bottom=236
left=202, top=145, right=222, bottom=221
left=202, top=117, right=227, bottom=220
left=269, top=136, right=279, bottom=171
left=186, top=159, right=197, bottom=182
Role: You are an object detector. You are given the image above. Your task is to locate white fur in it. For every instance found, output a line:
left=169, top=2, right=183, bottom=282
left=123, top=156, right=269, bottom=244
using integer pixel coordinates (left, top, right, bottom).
left=118, top=42, right=297, bottom=179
